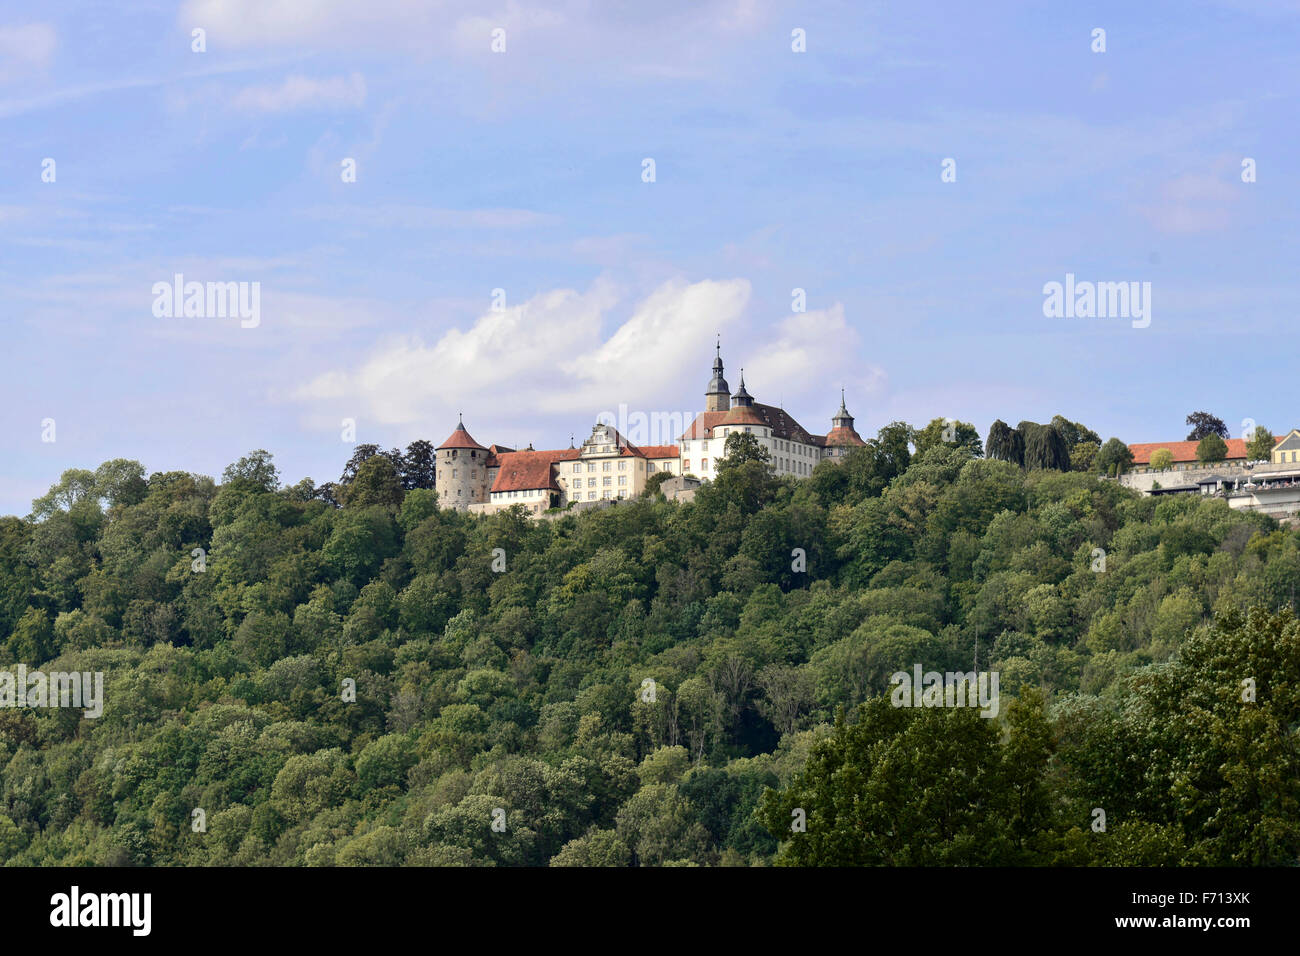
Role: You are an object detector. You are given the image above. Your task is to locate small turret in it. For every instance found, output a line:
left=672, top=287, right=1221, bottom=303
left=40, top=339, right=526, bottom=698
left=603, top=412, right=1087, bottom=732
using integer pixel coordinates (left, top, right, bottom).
left=824, top=390, right=866, bottom=459
left=705, top=336, right=731, bottom=413
left=733, top=369, right=754, bottom=407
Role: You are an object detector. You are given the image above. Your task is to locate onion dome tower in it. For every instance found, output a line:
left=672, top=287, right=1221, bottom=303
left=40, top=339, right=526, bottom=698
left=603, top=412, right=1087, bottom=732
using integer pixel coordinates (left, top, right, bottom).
left=705, top=337, right=731, bottom=413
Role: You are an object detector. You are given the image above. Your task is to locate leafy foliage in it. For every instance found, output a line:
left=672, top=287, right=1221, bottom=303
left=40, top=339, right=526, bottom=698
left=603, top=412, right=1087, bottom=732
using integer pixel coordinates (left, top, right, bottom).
left=1247, top=426, right=1276, bottom=463
left=2, top=431, right=1295, bottom=867
left=1196, top=434, right=1229, bottom=464
left=1186, top=411, right=1229, bottom=442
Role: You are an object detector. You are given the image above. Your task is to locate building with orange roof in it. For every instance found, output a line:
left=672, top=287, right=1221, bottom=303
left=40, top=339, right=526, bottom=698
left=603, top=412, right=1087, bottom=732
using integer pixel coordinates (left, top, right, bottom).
left=444, top=341, right=868, bottom=515
left=677, top=348, right=865, bottom=482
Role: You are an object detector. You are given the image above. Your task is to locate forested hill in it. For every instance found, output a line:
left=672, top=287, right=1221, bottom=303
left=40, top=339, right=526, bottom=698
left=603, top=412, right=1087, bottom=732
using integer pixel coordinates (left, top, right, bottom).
left=2, top=428, right=1298, bottom=866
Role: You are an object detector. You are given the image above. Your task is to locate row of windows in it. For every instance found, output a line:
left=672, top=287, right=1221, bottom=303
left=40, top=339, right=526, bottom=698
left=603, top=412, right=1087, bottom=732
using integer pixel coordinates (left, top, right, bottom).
left=572, top=461, right=629, bottom=473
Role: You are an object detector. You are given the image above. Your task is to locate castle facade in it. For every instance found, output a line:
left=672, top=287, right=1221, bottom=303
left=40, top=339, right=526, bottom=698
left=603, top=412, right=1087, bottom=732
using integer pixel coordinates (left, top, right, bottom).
left=436, top=344, right=867, bottom=515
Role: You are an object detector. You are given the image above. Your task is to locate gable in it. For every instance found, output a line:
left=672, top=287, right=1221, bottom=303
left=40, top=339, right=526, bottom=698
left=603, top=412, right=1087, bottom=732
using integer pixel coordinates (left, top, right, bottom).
left=1272, top=429, right=1300, bottom=453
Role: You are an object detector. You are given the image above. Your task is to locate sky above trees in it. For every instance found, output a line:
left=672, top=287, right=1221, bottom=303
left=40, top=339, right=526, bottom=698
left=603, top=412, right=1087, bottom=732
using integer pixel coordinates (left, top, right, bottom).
left=3, top=0, right=1298, bottom=516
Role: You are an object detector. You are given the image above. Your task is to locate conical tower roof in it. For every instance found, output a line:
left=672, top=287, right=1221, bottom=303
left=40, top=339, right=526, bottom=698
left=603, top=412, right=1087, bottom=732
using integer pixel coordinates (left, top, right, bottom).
left=733, top=369, right=754, bottom=406
left=437, top=414, right=487, bottom=450
left=825, top=390, right=866, bottom=447
left=832, top=388, right=853, bottom=427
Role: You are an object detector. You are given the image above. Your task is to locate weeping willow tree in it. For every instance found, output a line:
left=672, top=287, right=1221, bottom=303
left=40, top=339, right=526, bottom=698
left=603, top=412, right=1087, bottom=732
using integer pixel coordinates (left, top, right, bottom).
left=1017, top=421, right=1072, bottom=471
left=985, top=419, right=1024, bottom=466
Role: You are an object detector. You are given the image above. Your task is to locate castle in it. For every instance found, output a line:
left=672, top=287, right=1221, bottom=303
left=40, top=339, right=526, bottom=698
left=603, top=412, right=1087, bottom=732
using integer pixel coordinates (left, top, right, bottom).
left=435, top=343, right=867, bottom=515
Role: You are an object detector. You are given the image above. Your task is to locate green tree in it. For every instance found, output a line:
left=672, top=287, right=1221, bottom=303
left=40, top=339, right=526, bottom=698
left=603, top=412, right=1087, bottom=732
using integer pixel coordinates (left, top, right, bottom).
left=759, top=694, right=1056, bottom=865
left=710, top=432, right=777, bottom=513
left=873, top=422, right=914, bottom=477
left=642, top=471, right=673, bottom=498
left=1149, top=448, right=1174, bottom=471
left=401, top=440, right=437, bottom=490
left=340, top=444, right=381, bottom=484
left=1185, top=411, right=1229, bottom=442
left=222, top=450, right=279, bottom=493
left=1247, top=425, right=1275, bottom=462
left=1196, top=434, right=1228, bottom=463
left=93, top=459, right=149, bottom=509
left=1070, top=441, right=1100, bottom=473
left=29, top=468, right=98, bottom=519
left=344, top=455, right=405, bottom=508
left=1018, top=421, right=1071, bottom=471
left=1057, top=607, right=1300, bottom=865
left=1050, top=415, right=1102, bottom=452
left=986, top=420, right=1024, bottom=466
left=913, top=418, right=983, bottom=458
left=1094, top=437, right=1135, bottom=476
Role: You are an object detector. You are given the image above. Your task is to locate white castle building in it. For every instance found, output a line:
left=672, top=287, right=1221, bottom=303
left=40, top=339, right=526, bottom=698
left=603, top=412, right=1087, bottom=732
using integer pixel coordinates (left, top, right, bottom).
left=435, top=343, right=867, bottom=515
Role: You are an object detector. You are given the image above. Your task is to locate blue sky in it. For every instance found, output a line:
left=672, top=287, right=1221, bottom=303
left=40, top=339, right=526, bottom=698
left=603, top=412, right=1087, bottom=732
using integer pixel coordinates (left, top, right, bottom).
left=2, top=0, right=1298, bottom=515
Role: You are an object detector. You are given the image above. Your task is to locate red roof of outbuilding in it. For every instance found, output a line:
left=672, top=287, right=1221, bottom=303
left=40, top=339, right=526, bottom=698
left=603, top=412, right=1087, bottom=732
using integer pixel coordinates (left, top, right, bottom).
left=490, top=449, right=581, bottom=493
left=1129, top=435, right=1280, bottom=466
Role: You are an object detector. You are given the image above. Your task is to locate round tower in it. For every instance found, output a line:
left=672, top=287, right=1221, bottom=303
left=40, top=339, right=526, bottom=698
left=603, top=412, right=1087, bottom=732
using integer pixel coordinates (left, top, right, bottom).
left=705, top=337, right=731, bottom=413
left=824, top=390, right=867, bottom=460
left=436, top=414, right=490, bottom=510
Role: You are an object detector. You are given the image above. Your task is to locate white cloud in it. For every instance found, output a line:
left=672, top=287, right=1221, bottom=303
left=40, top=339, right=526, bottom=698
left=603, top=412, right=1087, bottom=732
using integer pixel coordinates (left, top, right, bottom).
left=229, top=72, right=366, bottom=112
left=745, top=304, right=885, bottom=409
left=291, top=278, right=753, bottom=426
left=0, top=22, right=56, bottom=79
left=288, top=277, right=881, bottom=444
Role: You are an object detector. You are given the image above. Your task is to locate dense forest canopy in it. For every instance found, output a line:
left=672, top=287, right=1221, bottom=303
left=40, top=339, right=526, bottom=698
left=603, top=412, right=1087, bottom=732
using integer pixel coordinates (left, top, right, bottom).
left=1, top=418, right=1298, bottom=866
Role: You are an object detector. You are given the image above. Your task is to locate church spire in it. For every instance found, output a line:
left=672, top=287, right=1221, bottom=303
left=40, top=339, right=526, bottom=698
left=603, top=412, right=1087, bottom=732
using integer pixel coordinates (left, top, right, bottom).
left=705, top=338, right=731, bottom=412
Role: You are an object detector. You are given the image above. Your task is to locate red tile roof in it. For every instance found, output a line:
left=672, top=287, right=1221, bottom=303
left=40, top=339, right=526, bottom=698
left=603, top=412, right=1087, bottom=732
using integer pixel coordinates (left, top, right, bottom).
left=484, top=444, right=515, bottom=469
left=1129, top=435, right=1281, bottom=466
left=680, top=403, right=818, bottom=444
left=723, top=405, right=766, bottom=426
left=639, top=445, right=680, bottom=459
left=438, top=421, right=487, bottom=451
left=680, top=411, right=729, bottom=440
left=490, top=448, right=580, bottom=493
left=823, top=426, right=867, bottom=448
